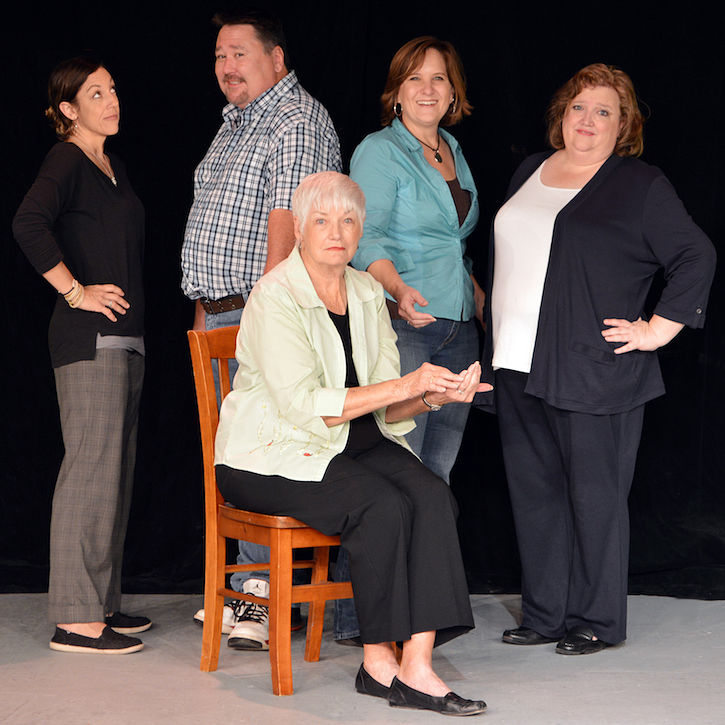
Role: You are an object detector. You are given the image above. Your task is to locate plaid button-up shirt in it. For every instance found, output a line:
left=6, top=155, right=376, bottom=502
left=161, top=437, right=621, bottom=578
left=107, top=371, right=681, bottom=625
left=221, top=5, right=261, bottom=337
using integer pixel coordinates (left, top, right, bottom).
left=181, top=71, right=341, bottom=301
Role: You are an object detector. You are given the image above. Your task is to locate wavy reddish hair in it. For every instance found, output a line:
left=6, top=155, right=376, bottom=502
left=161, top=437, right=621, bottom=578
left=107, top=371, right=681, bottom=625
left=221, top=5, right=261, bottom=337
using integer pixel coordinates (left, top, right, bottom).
left=546, top=63, right=644, bottom=157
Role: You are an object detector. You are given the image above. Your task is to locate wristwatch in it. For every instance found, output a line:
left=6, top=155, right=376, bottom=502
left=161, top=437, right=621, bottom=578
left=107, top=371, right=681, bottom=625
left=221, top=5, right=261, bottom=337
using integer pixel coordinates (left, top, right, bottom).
left=421, top=392, right=442, bottom=412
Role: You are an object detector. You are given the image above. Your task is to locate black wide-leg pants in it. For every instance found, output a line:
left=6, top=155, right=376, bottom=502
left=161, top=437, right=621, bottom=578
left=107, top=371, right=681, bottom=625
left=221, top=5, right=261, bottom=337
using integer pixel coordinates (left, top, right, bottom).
left=495, top=369, right=644, bottom=645
left=216, top=438, right=474, bottom=646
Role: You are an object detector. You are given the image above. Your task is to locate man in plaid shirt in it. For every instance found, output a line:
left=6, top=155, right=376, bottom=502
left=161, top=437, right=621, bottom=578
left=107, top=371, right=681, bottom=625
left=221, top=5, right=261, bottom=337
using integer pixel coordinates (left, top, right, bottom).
left=182, top=8, right=348, bottom=651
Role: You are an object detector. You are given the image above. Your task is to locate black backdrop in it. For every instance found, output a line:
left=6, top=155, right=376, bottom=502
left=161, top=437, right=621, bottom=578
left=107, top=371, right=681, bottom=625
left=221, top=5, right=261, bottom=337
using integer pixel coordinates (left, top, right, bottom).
left=2, top=2, right=724, bottom=598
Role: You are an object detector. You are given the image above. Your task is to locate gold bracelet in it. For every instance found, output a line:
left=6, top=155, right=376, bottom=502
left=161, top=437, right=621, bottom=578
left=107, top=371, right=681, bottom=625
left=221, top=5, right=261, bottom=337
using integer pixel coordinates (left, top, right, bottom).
left=63, top=279, right=84, bottom=308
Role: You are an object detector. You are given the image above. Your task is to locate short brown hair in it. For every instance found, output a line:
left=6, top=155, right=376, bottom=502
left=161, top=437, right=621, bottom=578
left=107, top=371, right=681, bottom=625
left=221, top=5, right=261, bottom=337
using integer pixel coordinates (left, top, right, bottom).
left=380, top=36, right=472, bottom=127
left=546, top=63, right=644, bottom=157
left=45, top=56, right=104, bottom=140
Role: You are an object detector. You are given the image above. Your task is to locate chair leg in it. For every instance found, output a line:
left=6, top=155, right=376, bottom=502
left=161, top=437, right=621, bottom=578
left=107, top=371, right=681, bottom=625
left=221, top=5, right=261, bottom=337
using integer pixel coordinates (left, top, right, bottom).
left=304, top=546, right=330, bottom=663
left=200, top=531, right=226, bottom=672
left=269, top=529, right=294, bottom=695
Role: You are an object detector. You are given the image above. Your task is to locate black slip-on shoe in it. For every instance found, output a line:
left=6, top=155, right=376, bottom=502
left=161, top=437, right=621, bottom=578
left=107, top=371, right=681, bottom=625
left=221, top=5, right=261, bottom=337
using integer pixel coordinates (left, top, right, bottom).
left=388, top=677, right=487, bottom=716
left=502, top=626, right=559, bottom=645
left=355, top=664, right=391, bottom=699
left=50, top=625, right=143, bottom=654
left=105, top=611, right=152, bottom=634
left=555, top=625, right=610, bottom=655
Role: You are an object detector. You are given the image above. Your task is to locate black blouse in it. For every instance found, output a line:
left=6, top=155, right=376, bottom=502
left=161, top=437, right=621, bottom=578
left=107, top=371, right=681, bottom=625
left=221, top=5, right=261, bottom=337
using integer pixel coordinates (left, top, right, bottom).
left=13, top=142, right=145, bottom=367
left=327, top=309, right=385, bottom=455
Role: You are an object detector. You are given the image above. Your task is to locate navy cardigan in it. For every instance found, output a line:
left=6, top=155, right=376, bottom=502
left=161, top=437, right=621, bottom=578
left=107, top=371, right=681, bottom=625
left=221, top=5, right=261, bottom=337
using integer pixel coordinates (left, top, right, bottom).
left=478, top=152, right=716, bottom=415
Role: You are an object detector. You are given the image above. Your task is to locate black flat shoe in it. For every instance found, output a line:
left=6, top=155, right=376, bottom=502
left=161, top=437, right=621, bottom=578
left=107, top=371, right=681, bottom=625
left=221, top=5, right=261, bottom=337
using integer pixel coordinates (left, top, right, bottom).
left=355, top=664, right=390, bottom=699
left=502, top=626, right=559, bottom=645
left=105, top=612, right=152, bottom=634
left=50, top=625, right=143, bottom=654
left=388, top=677, right=487, bottom=716
left=555, top=625, right=610, bottom=655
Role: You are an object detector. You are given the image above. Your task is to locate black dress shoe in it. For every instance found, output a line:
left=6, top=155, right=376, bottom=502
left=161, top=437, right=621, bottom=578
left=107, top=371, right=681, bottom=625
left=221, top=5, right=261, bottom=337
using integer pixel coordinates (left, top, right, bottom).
left=556, top=625, right=610, bottom=655
left=355, top=664, right=390, bottom=699
left=388, top=677, right=487, bottom=716
left=502, top=626, right=558, bottom=645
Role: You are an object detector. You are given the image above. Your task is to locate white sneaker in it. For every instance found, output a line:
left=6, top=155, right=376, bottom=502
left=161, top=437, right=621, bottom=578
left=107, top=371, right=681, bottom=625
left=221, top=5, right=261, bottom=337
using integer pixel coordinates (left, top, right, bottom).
left=193, top=599, right=246, bottom=635
left=227, top=579, right=270, bottom=651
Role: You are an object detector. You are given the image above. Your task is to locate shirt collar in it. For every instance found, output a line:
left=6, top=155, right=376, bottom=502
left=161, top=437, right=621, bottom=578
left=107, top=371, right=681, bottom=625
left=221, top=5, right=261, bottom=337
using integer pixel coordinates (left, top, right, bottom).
left=283, top=246, right=376, bottom=309
left=221, top=70, right=299, bottom=128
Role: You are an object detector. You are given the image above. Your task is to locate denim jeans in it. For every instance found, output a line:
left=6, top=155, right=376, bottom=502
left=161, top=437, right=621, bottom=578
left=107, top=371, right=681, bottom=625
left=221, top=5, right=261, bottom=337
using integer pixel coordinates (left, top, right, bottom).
left=204, top=306, right=348, bottom=629
left=392, top=318, right=479, bottom=483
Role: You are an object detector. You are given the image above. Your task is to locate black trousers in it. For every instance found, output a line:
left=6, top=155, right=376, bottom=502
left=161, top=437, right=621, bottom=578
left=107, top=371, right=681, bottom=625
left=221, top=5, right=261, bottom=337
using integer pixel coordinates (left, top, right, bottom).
left=216, top=439, right=474, bottom=645
left=495, top=369, right=644, bottom=644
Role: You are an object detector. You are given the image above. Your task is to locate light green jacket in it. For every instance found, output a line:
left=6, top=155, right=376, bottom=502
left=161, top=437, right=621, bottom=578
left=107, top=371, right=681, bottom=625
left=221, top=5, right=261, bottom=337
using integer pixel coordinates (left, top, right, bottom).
left=214, top=246, right=415, bottom=481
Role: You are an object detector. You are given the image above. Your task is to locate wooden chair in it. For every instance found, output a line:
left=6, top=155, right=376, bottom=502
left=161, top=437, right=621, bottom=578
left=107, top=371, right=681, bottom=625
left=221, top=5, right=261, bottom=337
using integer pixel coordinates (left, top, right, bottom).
left=187, top=326, right=354, bottom=695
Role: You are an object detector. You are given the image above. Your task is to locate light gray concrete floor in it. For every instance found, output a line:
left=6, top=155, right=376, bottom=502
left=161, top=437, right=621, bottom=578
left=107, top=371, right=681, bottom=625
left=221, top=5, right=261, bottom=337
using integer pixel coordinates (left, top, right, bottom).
left=1, top=593, right=724, bottom=724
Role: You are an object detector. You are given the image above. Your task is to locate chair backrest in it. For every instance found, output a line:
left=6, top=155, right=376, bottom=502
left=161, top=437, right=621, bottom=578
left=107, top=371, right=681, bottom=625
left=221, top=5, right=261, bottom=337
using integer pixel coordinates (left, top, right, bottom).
left=187, top=326, right=239, bottom=508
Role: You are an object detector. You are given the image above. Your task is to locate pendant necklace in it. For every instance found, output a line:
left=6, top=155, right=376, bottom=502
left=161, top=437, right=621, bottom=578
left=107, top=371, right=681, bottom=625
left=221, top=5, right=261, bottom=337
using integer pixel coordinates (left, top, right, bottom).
left=411, top=132, right=443, bottom=163
left=72, top=139, right=117, bottom=185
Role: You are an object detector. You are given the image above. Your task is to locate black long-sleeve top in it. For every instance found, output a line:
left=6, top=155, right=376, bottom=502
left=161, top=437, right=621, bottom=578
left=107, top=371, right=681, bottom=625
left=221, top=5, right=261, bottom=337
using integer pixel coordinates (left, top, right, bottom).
left=13, top=142, right=145, bottom=367
left=478, top=151, right=716, bottom=415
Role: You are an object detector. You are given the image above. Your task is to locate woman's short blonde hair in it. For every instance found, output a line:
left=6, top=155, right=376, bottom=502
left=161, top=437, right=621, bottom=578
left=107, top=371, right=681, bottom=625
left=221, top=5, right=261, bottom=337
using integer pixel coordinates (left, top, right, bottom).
left=545, top=62, right=644, bottom=157
left=379, top=36, right=472, bottom=127
left=292, top=172, right=366, bottom=231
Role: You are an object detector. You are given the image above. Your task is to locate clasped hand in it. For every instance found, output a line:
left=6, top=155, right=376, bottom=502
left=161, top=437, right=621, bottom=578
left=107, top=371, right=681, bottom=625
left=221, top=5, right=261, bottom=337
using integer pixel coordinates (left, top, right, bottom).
left=404, top=361, right=491, bottom=406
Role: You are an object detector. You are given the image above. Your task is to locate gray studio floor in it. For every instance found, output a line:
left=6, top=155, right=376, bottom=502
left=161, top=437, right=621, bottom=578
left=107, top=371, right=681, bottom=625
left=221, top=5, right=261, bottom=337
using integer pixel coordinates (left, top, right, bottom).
left=1, top=592, right=724, bottom=724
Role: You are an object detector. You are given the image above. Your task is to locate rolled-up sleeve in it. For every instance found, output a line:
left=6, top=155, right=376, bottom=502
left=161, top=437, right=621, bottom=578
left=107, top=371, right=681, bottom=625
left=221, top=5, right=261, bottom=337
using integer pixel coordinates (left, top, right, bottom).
left=644, top=175, right=716, bottom=328
left=266, top=121, right=342, bottom=211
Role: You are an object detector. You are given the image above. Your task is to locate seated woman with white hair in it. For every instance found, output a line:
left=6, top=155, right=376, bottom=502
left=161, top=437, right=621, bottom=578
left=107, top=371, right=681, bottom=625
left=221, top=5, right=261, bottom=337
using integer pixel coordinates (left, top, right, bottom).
left=214, top=171, right=489, bottom=715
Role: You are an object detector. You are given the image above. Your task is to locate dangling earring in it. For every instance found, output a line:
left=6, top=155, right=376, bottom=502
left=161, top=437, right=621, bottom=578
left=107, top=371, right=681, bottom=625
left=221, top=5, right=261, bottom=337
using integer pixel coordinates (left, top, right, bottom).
left=449, top=94, right=458, bottom=115
left=394, top=102, right=402, bottom=118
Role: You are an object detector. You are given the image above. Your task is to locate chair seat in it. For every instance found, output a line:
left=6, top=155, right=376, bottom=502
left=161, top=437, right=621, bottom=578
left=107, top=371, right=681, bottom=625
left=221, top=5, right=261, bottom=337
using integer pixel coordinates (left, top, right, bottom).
left=220, top=504, right=313, bottom=529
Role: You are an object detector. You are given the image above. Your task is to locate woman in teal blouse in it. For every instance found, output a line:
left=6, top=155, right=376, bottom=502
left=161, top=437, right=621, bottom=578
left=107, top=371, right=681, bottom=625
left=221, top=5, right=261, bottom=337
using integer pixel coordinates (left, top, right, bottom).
left=350, top=36, right=483, bottom=483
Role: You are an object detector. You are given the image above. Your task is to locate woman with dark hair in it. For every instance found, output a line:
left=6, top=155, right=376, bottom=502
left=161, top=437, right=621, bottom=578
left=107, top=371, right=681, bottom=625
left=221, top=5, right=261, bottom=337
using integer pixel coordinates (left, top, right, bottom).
left=13, top=57, right=149, bottom=653
left=350, top=36, right=482, bottom=485
left=481, top=63, right=715, bottom=655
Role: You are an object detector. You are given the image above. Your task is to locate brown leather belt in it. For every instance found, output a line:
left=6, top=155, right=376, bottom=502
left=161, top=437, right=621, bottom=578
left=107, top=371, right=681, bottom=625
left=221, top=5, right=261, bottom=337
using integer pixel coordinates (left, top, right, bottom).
left=199, top=294, right=245, bottom=314
left=385, top=298, right=404, bottom=320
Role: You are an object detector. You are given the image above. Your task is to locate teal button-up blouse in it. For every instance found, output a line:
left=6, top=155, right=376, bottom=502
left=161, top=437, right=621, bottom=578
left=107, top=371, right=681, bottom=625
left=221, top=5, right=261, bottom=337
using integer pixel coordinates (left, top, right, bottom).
left=350, top=119, right=479, bottom=321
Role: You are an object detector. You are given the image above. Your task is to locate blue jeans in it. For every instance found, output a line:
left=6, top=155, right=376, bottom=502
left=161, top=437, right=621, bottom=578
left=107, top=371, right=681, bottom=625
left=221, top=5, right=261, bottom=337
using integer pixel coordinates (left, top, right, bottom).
left=392, top=318, right=479, bottom=483
left=205, top=307, right=350, bottom=632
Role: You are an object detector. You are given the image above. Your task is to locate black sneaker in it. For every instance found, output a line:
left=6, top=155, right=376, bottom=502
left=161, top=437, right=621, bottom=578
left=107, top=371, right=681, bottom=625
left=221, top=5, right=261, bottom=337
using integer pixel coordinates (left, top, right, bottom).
left=105, top=611, right=152, bottom=634
left=50, top=625, right=143, bottom=654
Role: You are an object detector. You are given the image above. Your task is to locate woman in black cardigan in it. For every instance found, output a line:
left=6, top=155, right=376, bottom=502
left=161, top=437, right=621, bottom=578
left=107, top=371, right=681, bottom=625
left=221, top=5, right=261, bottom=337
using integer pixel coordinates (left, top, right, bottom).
left=481, top=63, right=715, bottom=654
left=13, top=57, right=149, bottom=654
